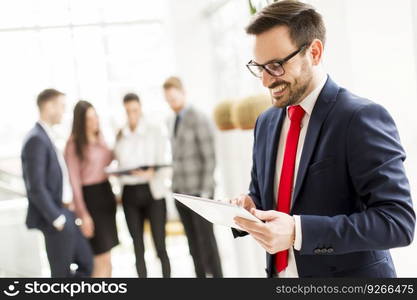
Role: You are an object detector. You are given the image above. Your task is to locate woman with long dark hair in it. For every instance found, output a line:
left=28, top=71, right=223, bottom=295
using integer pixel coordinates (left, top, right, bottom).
left=64, top=100, right=119, bottom=277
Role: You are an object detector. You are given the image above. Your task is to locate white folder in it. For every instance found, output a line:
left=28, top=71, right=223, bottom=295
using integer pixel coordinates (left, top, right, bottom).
left=173, top=193, right=262, bottom=230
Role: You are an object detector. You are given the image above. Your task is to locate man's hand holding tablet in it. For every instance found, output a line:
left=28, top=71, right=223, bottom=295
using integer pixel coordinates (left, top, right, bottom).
left=231, top=194, right=296, bottom=255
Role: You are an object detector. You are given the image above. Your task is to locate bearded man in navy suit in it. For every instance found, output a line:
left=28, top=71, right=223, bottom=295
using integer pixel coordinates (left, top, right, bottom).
left=232, top=0, right=415, bottom=278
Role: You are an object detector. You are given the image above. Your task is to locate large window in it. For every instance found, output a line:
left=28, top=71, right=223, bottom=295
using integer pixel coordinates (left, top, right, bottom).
left=206, top=0, right=263, bottom=102
left=0, top=0, right=175, bottom=157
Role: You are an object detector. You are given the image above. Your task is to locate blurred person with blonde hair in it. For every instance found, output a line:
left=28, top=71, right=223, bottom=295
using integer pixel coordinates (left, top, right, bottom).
left=163, top=76, right=223, bottom=278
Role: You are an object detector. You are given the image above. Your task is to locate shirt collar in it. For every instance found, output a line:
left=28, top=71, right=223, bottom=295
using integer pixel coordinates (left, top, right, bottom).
left=176, top=105, right=189, bottom=120
left=287, top=74, right=328, bottom=117
left=122, top=117, right=147, bottom=137
left=38, top=120, right=55, bottom=141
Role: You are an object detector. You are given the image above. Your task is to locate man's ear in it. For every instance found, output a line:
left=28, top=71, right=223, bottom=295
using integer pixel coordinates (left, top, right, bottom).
left=309, top=39, right=324, bottom=66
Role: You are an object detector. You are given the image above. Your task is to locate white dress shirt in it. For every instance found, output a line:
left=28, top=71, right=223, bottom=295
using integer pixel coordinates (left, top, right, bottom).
left=113, top=116, right=172, bottom=200
left=274, top=74, right=328, bottom=277
left=38, top=121, right=73, bottom=228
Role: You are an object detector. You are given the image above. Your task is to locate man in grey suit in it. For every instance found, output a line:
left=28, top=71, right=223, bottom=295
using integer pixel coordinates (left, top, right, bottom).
left=163, top=76, right=223, bottom=278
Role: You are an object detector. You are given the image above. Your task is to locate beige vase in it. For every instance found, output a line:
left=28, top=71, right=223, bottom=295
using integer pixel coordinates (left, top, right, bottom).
left=231, top=94, right=271, bottom=130
left=213, top=99, right=236, bottom=131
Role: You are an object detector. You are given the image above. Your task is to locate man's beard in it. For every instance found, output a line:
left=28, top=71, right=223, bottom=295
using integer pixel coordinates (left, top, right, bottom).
left=270, top=64, right=312, bottom=108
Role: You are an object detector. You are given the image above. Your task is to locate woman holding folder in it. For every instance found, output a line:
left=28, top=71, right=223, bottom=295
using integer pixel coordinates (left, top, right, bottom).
left=114, top=93, right=171, bottom=278
left=64, top=100, right=119, bottom=277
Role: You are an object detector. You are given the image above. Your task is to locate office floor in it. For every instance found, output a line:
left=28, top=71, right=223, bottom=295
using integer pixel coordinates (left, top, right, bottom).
left=111, top=208, right=202, bottom=278
left=37, top=208, right=238, bottom=278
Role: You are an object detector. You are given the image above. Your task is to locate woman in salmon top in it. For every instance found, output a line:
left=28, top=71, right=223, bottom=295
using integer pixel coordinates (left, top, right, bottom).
left=64, top=100, right=119, bottom=277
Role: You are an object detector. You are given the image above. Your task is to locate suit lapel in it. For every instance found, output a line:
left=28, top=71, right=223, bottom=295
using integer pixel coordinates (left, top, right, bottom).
left=170, top=116, right=178, bottom=152
left=264, top=107, right=285, bottom=210
left=291, top=77, right=340, bottom=208
left=171, top=108, right=190, bottom=154
left=35, top=122, right=63, bottom=179
left=36, top=123, right=56, bottom=154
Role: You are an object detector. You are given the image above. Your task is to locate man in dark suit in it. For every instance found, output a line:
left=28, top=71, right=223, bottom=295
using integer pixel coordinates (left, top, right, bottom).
left=233, top=1, right=415, bottom=278
left=163, top=76, right=223, bottom=278
left=21, top=89, right=93, bottom=277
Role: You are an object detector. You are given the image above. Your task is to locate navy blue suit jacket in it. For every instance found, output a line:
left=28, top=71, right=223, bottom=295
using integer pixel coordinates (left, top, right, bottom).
left=237, top=77, right=415, bottom=277
left=21, top=123, right=64, bottom=230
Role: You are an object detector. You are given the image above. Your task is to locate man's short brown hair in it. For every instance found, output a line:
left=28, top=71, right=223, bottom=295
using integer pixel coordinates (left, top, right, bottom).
left=246, top=0, right=326, bottom=48
left=162, top=76, right=184, bottom=90
left=37, top=88, right=64, bottom=109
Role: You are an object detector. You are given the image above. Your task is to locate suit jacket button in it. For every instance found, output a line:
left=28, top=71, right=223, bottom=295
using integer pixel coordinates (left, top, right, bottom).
left=321, top=248, right=328, bottom=254
left=314, top=248, right=321, bottom=254
left=327, top=248, right=334, bottom=254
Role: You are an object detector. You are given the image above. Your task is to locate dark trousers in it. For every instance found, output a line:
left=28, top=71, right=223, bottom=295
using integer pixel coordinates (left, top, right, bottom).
left=41, top=209, right=93, bottom=278
left=175, top=199, right=223, bottom=278
left=122, top=184, right=171, bottom=278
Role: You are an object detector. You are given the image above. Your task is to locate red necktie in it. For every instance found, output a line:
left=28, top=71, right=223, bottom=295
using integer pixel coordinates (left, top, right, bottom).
left=275, top=105, right=305, bottom=273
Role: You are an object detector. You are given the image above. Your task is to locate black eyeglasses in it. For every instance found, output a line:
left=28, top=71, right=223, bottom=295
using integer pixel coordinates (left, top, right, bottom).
left=246, top=44, right=308, bottom=78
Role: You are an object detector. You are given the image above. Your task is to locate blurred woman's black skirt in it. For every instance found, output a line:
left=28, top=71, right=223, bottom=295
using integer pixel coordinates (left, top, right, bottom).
left=82, top=180, right=119, bottom=255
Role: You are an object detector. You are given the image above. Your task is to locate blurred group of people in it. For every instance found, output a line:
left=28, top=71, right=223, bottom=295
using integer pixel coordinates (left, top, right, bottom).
left=21, top=76, right=223, bottom=278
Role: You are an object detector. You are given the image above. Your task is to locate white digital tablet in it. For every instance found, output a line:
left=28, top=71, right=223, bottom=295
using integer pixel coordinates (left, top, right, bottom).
left=173, top=193, right=262, bottom=230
